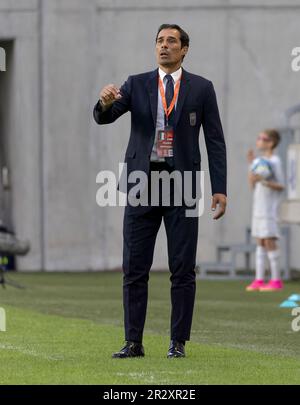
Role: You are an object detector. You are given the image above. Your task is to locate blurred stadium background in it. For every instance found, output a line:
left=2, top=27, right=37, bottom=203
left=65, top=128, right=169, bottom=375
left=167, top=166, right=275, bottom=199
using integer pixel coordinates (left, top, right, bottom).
left=0, top=0, right=299, bottom=274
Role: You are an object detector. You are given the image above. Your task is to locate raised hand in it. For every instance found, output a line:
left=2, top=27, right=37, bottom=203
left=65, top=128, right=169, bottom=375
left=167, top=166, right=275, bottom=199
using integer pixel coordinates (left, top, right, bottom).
left=99, top=84, right=122, bottom=109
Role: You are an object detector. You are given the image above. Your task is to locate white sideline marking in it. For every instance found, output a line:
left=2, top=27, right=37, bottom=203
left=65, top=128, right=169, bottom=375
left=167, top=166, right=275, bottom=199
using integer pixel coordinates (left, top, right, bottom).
left=0, top=343, right=64, bottom=361
left=0, top=308, right=6, bottom=331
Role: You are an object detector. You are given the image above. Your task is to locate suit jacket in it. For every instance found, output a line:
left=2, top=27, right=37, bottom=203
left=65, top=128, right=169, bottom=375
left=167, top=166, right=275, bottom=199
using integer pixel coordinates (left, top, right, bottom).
left=93, top=67, right=227, bottom=196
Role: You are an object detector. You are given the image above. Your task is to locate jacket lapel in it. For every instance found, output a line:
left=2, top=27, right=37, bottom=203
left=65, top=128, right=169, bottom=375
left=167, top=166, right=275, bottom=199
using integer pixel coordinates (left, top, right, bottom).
left=146, top=68, right=159, bottom=129
left=174, top=68, right=190, bottom=128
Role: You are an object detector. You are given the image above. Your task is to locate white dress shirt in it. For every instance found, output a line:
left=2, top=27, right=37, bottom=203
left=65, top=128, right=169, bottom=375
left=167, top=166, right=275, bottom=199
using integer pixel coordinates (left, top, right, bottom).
left=150, top=66, right=182, bottom=162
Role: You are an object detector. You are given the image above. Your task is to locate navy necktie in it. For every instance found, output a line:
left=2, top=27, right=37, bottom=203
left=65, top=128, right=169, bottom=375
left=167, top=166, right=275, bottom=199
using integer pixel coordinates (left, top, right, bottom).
left=164, top=74, right=175, bottom=127
left=164, top=74, right=175, bottom=167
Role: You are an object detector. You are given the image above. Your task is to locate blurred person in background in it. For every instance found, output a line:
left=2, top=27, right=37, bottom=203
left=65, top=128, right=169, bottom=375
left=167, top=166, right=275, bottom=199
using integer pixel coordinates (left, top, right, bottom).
left=246, top=129, right=285, bottom=291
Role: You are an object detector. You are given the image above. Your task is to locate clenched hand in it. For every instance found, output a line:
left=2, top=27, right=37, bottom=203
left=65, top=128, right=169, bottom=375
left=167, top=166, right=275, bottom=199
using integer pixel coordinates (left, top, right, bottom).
left=99, top=84, right=122, bottom=109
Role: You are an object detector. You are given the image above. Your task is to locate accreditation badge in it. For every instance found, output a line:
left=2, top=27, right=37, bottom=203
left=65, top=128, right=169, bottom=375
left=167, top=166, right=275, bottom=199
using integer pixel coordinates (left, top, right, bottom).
left=156, top=126, right=174, bottom=158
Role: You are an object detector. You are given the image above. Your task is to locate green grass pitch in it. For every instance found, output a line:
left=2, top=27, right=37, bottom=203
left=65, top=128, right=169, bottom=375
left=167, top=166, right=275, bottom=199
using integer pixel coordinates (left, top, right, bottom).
left=0, top=272, right=299, bottom=384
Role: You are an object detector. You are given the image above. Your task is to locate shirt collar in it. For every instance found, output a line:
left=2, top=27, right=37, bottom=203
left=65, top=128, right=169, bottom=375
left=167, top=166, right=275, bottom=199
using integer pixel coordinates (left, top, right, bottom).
left=158, top=66, right=182, bottom=84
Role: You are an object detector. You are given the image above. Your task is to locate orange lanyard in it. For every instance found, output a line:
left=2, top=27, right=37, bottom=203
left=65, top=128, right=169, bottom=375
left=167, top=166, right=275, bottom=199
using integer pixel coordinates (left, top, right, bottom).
left=159, top=75, right=181, bottom=124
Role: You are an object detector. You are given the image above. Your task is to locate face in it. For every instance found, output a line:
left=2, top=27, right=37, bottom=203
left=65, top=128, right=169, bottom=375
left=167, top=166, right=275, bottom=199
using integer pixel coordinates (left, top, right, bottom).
left=256, top=132, right=273, bottom=151
left=155, top=28, right=188, bottom=68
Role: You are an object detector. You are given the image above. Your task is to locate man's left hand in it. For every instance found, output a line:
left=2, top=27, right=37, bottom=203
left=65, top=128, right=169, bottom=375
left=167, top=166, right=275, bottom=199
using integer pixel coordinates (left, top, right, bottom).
left=211, top=194, right=227, bottom=220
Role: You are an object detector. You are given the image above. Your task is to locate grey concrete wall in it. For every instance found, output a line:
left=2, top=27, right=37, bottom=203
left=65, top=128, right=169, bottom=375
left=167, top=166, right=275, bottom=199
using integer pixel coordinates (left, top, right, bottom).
left=0, top=40, right=14, bottom=229
left=0, top=0, right=42, bottom=270
left=0, top=0, right=299, bottom=271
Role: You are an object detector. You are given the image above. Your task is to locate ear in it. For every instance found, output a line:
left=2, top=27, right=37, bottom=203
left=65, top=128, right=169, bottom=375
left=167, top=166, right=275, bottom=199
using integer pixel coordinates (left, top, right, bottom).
left=182, top=46, right=188, bottom=56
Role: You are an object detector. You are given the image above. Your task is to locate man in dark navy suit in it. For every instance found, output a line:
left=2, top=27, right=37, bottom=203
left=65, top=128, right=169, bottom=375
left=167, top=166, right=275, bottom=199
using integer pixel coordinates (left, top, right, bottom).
left=93, top=24, right=227, bottom=358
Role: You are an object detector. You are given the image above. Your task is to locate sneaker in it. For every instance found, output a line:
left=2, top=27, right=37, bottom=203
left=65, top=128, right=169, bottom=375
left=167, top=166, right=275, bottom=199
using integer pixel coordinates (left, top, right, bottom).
left=246, top=279, right=265, bottom=291
left=259, top=279, right=283, bottom=291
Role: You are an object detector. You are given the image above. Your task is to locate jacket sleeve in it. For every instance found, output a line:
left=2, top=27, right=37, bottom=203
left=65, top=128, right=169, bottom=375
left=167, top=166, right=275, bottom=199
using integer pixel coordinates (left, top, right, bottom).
left=93, top=75, right=132, bottom=125
left=202, top=81, right=227, bottom=196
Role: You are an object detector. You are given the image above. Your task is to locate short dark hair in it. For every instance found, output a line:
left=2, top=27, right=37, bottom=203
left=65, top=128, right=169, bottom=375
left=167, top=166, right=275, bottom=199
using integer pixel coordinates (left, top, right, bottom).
left=263, top=129, right=281, bottom=149
left=156, top=24, right=189, bottom=60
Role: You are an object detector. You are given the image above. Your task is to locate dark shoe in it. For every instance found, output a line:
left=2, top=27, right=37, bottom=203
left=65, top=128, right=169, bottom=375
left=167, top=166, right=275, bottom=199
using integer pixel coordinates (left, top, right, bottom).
left=112, top=341, right=145, bottom=358
left=167, top=340, right=185, bottom=358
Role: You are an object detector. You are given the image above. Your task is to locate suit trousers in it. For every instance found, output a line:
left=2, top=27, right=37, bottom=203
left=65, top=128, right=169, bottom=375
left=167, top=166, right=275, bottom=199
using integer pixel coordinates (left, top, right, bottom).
left=122, top=161, right=199, bottom=343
